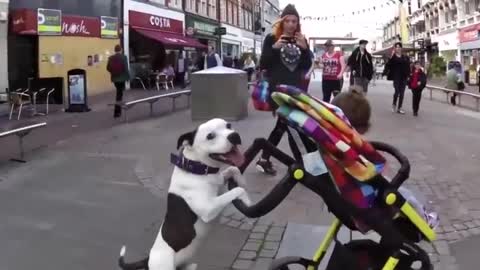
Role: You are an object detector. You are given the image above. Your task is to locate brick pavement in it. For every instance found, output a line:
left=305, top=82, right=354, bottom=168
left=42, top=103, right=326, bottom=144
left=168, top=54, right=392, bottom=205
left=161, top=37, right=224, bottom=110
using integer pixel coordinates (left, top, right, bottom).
left=1, top=79, right=479, bottom=269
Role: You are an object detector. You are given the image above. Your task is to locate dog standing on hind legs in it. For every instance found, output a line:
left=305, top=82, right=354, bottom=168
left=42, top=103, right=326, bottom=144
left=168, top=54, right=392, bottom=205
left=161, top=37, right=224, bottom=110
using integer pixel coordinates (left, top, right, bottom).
left=118, top=118, right=251, bottom=270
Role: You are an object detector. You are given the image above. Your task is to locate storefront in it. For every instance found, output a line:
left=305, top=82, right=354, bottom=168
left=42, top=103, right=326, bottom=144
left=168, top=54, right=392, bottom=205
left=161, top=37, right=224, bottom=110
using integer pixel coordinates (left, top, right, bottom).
left=221, top=24, right=242, bottom=58
left=459, top=23, right=480, bottom=84
left=9, top=8, right=120, bottom=104
left=433, top=30, right=458, bottom=62
left=241, top=30, right=254, bottom=54
left=185, top=13, right=219, bottom=50
left=124, top=0, right=205, bottom=83
left=0, top=0, right=8, bottom=100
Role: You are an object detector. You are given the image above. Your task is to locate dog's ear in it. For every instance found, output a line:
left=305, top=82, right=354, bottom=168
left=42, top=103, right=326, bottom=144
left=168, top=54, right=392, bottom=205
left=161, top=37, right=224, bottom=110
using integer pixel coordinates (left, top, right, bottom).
left=177, top=129, right=197, bottom=149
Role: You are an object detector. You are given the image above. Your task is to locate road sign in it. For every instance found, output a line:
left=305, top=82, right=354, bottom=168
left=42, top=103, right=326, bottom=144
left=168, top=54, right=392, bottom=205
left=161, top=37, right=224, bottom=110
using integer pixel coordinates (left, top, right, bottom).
left=215, top=27, right=226, bottom=36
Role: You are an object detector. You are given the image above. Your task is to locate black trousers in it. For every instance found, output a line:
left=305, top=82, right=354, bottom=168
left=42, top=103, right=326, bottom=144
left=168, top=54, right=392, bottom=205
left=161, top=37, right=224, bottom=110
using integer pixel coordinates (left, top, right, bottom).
left=393, top=79, right=406, bottom=109
left=246, top=68, right=254, bottom=82
left=322, top=79, right=342, bottom=102
left=114, top=82, right=125, bottom=117
left=261, top=118, right=315, bottom=160
left=411, top=89, right=423, bottom=113
left=176, top=72, right=185, bottom=87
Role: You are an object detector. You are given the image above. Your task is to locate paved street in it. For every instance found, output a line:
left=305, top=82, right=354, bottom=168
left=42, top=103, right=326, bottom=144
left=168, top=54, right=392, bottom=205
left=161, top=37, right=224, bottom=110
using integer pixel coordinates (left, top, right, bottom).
left=1, top=77, right=480, bottom=270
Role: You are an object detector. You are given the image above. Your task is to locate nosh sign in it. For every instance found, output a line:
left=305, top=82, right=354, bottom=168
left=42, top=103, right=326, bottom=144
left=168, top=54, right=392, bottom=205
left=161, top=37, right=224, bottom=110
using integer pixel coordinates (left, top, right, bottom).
left=129, top=10, right=182, bottom=34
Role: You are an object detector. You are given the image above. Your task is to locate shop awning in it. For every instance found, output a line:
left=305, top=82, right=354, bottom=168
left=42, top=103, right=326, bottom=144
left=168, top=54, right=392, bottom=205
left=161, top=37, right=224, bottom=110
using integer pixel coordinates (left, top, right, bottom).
left=134, top=28, right=207, bottom=49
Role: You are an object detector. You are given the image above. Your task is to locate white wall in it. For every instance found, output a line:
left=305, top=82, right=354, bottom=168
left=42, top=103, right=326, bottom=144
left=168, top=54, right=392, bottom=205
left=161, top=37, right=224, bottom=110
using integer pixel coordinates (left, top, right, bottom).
left=0, top=0, right=8, bottom=94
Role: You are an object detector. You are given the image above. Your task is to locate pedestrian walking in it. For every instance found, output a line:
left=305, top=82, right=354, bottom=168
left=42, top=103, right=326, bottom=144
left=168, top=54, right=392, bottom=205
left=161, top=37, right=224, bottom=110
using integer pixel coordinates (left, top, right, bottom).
left=347, top=39, right=374, bottom=94
left=446, top=62, right=465, bottom=106
left=255, top=3, right=313, bottom=175
left=321, top=40, right=346, bottom=102
left=383, top=42, right=410, bottom=114
left=408, top=61, right=427, bottom=116
left=106, top=44, right=130, bottom=118
left=175, top=53, right=188, bottom=88
left=243, top=55, right=256, bottom=82
left=204, top=46, right=222, bottom=69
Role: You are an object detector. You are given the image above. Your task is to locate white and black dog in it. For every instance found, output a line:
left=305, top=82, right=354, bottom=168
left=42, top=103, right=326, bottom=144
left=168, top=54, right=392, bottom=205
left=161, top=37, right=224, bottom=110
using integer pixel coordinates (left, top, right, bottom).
left=119, top=118, right=251, bottom=270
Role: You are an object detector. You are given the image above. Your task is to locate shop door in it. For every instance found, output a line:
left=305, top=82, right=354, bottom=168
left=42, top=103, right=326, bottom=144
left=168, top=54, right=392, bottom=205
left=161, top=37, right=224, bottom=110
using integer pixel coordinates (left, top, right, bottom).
left=8, top=35, right=38, bottom=91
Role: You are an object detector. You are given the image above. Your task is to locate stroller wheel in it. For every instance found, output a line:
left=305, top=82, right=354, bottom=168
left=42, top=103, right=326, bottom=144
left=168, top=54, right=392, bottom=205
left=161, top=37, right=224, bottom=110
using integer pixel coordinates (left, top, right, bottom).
left=268, top=256, right=312, bottom=270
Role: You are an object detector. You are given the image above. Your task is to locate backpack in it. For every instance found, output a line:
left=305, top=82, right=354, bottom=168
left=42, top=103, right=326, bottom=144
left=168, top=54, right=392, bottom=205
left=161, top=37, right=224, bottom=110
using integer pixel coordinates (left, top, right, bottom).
left=109, top=55, right=125, bottom=76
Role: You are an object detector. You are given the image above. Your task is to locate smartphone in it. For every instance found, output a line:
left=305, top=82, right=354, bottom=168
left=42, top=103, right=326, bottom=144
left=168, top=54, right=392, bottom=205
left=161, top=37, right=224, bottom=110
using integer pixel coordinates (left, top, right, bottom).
left=281, top=36, right=295, bottom=43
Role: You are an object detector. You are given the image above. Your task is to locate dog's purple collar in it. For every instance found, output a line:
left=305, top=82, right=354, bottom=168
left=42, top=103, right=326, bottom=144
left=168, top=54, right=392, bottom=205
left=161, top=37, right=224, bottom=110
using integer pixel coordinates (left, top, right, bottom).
left=170, top=153, right=220, bottom=175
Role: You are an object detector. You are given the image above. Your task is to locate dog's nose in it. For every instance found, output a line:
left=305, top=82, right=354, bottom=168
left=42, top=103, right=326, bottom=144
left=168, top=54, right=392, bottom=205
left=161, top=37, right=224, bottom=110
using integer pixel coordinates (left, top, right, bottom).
left=227, top=132, right=242, bottom=145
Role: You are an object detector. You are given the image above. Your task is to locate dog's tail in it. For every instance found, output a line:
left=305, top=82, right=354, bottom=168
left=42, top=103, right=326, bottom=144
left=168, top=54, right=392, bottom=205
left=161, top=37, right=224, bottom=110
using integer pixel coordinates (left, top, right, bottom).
left=118, top=245, right=149, bottom=270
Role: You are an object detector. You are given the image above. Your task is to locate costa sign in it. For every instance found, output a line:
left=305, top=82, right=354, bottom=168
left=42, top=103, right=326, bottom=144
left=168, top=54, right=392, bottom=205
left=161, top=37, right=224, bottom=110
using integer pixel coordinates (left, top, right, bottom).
left=129, top=10, right=182, bottom=34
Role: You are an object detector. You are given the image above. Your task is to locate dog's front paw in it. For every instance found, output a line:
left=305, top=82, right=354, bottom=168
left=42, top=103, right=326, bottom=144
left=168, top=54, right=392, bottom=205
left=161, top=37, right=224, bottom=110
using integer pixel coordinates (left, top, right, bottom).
left=236, top=188, right=252, bottom=206
left=222, top=167, right=247, bottom=187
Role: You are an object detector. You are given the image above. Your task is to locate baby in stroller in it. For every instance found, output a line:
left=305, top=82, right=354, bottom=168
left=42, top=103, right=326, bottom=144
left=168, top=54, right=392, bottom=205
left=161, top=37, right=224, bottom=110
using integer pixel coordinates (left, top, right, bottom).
left=228, top=84, right=439, bottom=269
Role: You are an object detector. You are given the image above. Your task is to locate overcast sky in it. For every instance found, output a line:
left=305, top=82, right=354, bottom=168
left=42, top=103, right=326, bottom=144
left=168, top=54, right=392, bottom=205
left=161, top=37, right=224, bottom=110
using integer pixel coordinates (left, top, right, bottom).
left=278, top=0, right=399, bottom=40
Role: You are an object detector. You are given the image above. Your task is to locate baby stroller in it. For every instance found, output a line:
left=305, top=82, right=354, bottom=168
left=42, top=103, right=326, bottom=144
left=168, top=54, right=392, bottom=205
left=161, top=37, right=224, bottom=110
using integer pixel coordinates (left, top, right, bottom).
left=228, top=85, right=439, bottom=269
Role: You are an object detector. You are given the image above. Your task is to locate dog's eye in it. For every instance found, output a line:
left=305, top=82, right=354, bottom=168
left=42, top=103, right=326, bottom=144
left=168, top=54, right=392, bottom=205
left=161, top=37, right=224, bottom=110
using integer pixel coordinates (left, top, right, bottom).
left=206, top=132, right=216, bottom=140
left=226, top=123, right=232, bottom=129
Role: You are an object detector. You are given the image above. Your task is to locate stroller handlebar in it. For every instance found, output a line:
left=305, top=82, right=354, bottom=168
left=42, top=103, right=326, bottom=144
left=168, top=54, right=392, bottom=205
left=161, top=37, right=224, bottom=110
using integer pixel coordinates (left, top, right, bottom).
left=370, top=141, right=411, bottom=189
left=228, top=138, right=411, bottom=218
left=227, top=138, right=299, bottom=218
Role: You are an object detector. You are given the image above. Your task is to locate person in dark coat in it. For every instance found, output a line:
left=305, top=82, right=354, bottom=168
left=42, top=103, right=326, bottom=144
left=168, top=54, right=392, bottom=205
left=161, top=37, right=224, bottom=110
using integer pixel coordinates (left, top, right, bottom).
left=347, top=39, right=374, bottom=94
left=383, top=42, right=411, bottom=114
left=107, top=44, right=130, bottom=118
left=255, top=3, right=314, bottom=175
left=407, top=61, right=427, bottom=116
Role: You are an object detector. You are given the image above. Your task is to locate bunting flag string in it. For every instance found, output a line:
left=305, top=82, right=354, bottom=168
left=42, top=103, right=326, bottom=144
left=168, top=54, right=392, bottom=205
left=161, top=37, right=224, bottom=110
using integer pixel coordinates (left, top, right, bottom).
left=300, top=0, right=401, bottom=22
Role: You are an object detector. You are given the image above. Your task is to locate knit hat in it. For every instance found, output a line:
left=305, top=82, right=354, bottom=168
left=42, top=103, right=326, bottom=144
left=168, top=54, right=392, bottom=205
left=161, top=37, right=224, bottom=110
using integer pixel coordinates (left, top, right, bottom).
left=281, top=4, right=299, bottom=19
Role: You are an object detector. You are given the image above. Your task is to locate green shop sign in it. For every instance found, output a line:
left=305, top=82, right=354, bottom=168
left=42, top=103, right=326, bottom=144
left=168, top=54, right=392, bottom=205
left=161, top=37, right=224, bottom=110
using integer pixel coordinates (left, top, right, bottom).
left=194, top=21, right=216, bottom=35
left=37, top=8, right=62, bottom=35
left=101, top=16, right=119, bottom=38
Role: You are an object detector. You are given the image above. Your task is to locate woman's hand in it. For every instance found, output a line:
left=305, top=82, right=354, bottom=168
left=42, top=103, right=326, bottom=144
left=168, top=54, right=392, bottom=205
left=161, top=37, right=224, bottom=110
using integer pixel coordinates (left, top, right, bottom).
left=295, top=33, right=308, bottom=49
left=272, top=36, right=287, bottom=49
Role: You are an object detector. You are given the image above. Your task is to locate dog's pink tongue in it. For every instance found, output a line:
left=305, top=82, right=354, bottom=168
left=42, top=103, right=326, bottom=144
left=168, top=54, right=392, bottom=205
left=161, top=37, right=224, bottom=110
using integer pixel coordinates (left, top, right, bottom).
left=225, top=147, right=245, bottom=167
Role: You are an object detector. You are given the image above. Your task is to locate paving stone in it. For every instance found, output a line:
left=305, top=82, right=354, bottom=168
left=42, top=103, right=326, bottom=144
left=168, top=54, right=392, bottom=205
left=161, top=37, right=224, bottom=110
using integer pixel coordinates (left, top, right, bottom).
left=245, top=218, right=258, bottom=225
left=231, top=212, right=246, bottom=221
left=259, top=249, right=277, bottom=258
left=434, top=241, right=451, bottom=255
left=443, top=225, right=455, bottom=233
left=249, top=232, right=265, bottom=240
left=256, top=218, right=273, bottom=226
left=465, top=221, right=476, bottom=229
left=262, top=241, right=280, bottom=251
left=243, top=241, right=262, bottom=251
left=429, top=253, right=440, bottom=263
left=473, top=219, right=480, bottom=227
left=239, top=223, right=254, bottom=231
left=459, top=230, right=471, bottom=238
left=227, top=220, right=242, bottom=228
left=252, top=225, right=269, bottom=233
left=251, top=258, right=273, bottom=270
left=268, top=227, right=285, bottom=235
left=453, top=223, right=467, bottom=231
left=272, top=221, right=288, bottom=227
left=219, top=217, right=230, bottom=225
left=222, top=206, right=237, bottom=217
left=470, top=227, right=480, bottom=235
left=238, top=250, right=257, bottom=260
left=265, top=233, right=283, bottom=241
left=232, top=259, right=253, bottom=270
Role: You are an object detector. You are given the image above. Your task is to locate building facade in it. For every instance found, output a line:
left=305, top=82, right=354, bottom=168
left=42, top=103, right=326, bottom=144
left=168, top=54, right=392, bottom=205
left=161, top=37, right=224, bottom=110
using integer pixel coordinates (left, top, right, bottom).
left=0, top=0, right=7, bottom=100
left=8, top=0, right=122, bottom=105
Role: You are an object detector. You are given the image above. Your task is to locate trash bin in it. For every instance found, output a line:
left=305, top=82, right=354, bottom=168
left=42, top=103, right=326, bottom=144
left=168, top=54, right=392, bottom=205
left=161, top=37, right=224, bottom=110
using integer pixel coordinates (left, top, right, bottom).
left=66, top=69, right=90, bottom=112
left=190, top=66, right=248, bottom=121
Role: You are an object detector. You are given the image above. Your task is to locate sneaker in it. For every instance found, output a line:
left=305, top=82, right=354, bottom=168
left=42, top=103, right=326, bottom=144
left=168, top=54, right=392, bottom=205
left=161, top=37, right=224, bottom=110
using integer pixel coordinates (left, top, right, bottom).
left=256, top=159, right=276, bottom=175
left=397, top=109, right=405, bottom=114
left=392, top=105, right=396, bottom=113
left=413, top=112, right=418, bottom=117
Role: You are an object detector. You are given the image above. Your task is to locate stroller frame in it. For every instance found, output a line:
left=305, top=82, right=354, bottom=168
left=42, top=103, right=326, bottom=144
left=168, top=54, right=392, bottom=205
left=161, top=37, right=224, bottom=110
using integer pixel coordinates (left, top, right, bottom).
left=228, top=136, right=437, bottom=270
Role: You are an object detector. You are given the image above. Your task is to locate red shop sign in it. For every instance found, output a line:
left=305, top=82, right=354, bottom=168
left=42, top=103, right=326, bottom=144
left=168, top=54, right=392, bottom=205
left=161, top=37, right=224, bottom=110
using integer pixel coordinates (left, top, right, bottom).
left=459, top=24, right=480, bottom=43
left=11, top=9, right=37, bottom=35
left=62, top=15, right=101, bottom=37
left=129, top=10, right=183, bottom=34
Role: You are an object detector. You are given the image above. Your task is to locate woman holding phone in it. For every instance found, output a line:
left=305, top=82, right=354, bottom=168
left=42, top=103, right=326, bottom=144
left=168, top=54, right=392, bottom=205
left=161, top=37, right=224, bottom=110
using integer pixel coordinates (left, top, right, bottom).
left=255, top=3, right=313, bottom=175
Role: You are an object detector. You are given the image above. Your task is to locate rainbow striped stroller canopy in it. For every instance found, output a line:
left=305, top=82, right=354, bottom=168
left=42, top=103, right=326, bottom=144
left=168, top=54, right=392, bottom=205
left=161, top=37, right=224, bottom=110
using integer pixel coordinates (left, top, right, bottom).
left=271, top=84, right=439, bottom=235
